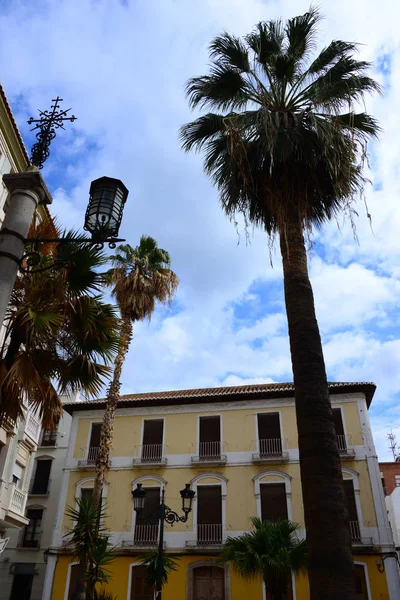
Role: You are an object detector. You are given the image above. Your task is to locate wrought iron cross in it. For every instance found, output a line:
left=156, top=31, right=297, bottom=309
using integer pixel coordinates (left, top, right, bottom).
left=27, top=96, right=77, bottom=169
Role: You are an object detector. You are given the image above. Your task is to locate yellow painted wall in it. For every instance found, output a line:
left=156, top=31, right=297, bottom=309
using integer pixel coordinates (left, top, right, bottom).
left=73, top=397, right=364, bottom=458
left=62, top=459, right=378, bottom=533
left=51, top=553, right=389, bottom=600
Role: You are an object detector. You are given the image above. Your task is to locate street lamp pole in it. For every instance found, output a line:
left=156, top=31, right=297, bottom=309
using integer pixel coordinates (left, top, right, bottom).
left=132, top=483, right=195, bottom=600
left=156, top=488, right=166, bottom=599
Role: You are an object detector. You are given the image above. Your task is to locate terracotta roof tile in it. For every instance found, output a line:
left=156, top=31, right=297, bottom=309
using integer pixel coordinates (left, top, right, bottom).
left=63, top=381, right=376, bottom=413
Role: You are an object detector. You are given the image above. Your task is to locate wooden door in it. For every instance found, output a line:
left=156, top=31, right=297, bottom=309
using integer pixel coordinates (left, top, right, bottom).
left=193, top=566, right=225, bottom=600
left=130, top=566, right=154, bottom=600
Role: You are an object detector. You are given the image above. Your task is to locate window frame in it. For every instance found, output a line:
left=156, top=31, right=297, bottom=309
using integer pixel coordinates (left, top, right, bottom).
left=22, top=507, right=43, bottom=548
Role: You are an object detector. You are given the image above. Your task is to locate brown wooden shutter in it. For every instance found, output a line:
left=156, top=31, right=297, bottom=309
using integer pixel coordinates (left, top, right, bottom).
left=260, top=483, right=288, bottom=522
left=332, top=409, right=345, bottom=436
left=354, top=565, right=368, bottom=599
left=89, top=423, right=102, bottom=448
left=343, top=480, right=358, bottom=521
left=81, top=488, right=93, bottom=502
left=257, top=413, right=280, bottom=439
left=199, top=416, right=221, bottom=443
left=68, top=565, right=80, bottom=600
left=197, top=486, right=222, bottom=525
left=130, top=566, right=154, bottom=600
left=142, top=420, right=163, bottom=445
left=31, top=460, right=51, bottom=494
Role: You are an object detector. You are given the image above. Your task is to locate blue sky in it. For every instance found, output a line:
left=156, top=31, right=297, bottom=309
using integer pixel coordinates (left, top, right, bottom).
left=1, top=0, right=399, bottom=459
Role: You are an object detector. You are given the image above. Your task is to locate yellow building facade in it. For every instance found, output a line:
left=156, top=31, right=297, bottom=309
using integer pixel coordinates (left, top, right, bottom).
left=46, top=382, right=400, bottom=599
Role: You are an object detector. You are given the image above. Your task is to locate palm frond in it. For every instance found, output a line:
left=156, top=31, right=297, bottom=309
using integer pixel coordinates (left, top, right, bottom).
left=209, top=32, right=250, bottom=72
left=141, top=551, right=180, bottom=587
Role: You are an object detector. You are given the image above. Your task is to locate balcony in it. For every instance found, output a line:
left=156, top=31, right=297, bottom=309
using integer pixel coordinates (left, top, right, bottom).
left=129, top=524, right=159, bottom=548
left=349, top=521, right=373, bottom=548
left=19, top=413, right=41, bottom=448
left=191, top=442, right=227, bottom=466
left=0, top=484, right=29, bottom=528
left=252, top=438, right=289, bottom=464
left=78, top=446, right=105, bottom=469
left=337, top=435, right=355, bottom=459
left=186, top=524, right=223, bottom=549
left=132, top=445, right=167, bottom=467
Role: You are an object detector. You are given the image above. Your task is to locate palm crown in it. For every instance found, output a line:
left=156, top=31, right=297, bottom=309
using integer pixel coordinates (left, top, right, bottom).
left=106, top=235, right=179, bottom=321
left=219, top=518, right=307, bottom=596
left=0, top=226, right=119, bottom=427
left=180, top=8, right=380, bottom=234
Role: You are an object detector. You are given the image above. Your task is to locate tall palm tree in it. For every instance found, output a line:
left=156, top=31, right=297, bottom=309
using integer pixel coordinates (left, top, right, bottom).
left=219, top=518, right=307, bottom=600
left=180, top=9, right=380, bottom=599
left=0, top=226, right=119, bottom=427
left=92, top=236, right=179, bottom=508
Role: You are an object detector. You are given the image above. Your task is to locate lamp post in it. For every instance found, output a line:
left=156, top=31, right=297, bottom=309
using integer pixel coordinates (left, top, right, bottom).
left=0, top=174, right=128, bottom=325
left=132, top=483, right=195, bottom=599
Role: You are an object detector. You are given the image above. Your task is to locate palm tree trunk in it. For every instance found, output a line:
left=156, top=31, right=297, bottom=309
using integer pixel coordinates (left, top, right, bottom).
left=77, top=318, right=132, bottom=600
left=92, top=317, right=133, bottom=510
left=279, top=216, right=354, bottom=600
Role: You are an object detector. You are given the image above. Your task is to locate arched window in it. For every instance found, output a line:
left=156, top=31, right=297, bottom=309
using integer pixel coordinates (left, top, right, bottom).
left=253, top=470, right=292, bottom=521
left=131, top=475, right=166, bottom=547
left=190, top=473, right=227, bottom=546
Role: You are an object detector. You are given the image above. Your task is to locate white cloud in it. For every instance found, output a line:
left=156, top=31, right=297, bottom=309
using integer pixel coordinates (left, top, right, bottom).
left=1, top=0, right=399, bottom=459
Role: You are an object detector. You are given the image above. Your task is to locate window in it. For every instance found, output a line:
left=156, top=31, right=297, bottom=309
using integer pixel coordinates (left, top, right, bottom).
left=67, top=564, right=80, bottom=600
left=197, top=485, right=222, bottom=545
left=87, top=423, right=102, bottom=463
left=260, top=483, right=288, bottom=522
left=395, top=475, right=400, bottom=488
left=41, top=428, right=57, bottom=446
left=257, top=413, right=282, bottom=456
left=354, top=564, right=369, bottom=599
left=10, top=573, right=34, bottom=600
left=22, top=508, right=43, bottom=548
left=332, top=408, right=347, bottom=451
left=193, top=566, right=225, bottom=600
left=199, top=416, right=221, bottom=459
left=134, top=487, right=159, bottom=545
left=141, top=420, right=163, bottom=462
left=130, top=565, right=155, bottom=600
left=12, top=464, right=24, bottom=489
left=343, top=480, right=360, bottom=541
left=31, top=460, right=51, bottom=494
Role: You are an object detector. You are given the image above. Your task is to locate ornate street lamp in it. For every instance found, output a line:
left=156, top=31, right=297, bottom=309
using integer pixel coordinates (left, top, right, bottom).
left=20, top=176, right=129, bottom=273
left=132, top=483, right=147, bottom=513
left=131, top=483, right=195, bottom=599
left=84, top=177, right=128, bottom=241
left=180, top=483, right=196, bottom=515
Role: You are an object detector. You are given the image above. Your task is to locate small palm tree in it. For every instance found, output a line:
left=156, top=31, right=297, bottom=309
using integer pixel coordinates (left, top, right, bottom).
left=64, top=497, right=116, bottom=600
left=180, top=8, right=380, bottom=598
left=141, top=550, right=180, bottom=588
left=219, top=518, right=307, bottom=600
left=92, top=236, right=179, bottom=508
left=0, top=225, right=119, bottom=427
